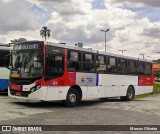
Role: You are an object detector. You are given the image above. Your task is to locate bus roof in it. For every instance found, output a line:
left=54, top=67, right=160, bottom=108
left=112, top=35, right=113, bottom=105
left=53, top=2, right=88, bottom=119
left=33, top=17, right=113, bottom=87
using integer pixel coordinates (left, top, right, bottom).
left=14, top=40, right=152, bottom=63
left=45, top=41, right=152, bottom=63
left=0, top=45, right=13, bottom=50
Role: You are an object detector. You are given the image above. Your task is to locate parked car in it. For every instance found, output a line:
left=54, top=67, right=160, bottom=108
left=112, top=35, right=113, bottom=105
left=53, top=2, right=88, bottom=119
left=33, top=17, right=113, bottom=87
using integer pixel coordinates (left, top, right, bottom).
left=154, top=77, right=159, bottom=81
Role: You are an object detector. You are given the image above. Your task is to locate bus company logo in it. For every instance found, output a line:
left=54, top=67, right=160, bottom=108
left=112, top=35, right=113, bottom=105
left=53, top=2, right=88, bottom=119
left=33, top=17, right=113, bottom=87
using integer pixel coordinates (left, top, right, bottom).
left=21, top=73, right=25, bottom=77
left=69, top=75, right=73, bottom=81
left=12, top=71, right=18, bottom=73
left=50, top=81, right=57, bottom=86
left=86, top=76, right=93, bottom=84
left=81, top=75, right=85, bottom=83
left=2, top=126, right=11, bottom=132
left=33, top=44, right=39, bottom=48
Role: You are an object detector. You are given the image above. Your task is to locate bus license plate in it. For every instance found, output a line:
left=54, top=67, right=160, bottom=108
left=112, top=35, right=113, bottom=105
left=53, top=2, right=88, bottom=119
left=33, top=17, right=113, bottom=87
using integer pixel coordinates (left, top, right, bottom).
left=16, top=92, right=21, bottom=96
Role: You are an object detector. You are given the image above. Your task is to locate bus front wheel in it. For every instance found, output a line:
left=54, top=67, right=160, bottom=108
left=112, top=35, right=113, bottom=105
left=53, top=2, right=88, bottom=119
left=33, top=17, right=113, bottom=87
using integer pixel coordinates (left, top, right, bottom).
left=64, top=88, right=80, bottom=107
left=120, top=86, right=135, bottom=101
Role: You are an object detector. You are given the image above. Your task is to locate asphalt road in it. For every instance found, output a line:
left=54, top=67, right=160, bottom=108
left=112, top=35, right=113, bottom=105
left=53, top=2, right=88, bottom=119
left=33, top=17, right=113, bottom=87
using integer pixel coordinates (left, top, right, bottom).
left=0, top=92, right=160, bottom=134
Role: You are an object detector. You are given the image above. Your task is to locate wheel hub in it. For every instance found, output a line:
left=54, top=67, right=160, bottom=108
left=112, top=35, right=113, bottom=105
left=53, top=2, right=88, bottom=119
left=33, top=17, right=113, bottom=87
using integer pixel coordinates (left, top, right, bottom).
left=69, top=93, right=76, bottom=103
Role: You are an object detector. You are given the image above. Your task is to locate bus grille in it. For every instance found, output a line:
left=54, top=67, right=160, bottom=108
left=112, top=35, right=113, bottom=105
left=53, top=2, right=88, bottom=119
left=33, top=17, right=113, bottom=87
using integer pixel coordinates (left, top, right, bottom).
left=10, top=89, right=30, bottom=97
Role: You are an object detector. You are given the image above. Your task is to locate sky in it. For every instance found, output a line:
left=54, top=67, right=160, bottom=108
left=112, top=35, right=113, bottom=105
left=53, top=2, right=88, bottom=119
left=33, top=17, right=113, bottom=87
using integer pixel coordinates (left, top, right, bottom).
left=0, top=0, right=160, bottom=60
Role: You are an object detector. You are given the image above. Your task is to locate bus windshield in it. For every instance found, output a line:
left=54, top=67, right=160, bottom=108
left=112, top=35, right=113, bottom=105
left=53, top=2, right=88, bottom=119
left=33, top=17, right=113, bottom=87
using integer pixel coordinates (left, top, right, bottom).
left=11, top=51, right=43, bottom=78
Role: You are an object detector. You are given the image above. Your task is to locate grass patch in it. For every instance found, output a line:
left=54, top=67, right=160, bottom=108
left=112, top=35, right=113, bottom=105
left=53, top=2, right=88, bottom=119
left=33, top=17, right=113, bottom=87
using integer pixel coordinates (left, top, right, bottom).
left=135, top=82, right=160, bottom=98
left=153, top=83, right=160, bottom=94
left=135, top=93, right=150, bottom=98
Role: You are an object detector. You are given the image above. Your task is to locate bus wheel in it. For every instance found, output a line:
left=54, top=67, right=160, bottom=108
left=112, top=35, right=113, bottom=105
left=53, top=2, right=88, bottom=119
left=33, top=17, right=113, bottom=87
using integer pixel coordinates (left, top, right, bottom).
left=120, top=86, right=135, bottom=101
left=64, top=88, right=80, bottom=107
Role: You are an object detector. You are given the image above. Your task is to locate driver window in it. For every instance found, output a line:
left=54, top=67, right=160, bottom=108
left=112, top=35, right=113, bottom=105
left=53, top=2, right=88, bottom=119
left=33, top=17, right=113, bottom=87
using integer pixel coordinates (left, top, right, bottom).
left=45, top=46, right=64, bottom=81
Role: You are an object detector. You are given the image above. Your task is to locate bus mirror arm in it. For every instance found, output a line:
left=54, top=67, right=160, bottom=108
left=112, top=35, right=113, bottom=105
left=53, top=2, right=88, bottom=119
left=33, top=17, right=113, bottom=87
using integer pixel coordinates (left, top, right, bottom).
left=6, top=66, right=11, bottom=70
left=5, top=53, right=12, bottom=58
left=4, top=53, right=13, bottom=70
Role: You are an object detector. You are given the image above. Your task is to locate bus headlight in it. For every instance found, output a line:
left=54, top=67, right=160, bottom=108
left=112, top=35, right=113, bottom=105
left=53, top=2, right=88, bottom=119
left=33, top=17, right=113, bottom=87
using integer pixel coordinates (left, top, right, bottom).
left=30, top=87, right=36, bottom=93
left=36, top=85, right=41, bottom=90
left=30, top=85, right=41, bottom=93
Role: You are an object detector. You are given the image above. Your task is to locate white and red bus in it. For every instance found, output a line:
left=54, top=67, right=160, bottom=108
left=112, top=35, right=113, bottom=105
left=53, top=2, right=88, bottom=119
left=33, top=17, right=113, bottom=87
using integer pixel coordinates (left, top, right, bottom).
left=9, top=41, right=153, bottom=107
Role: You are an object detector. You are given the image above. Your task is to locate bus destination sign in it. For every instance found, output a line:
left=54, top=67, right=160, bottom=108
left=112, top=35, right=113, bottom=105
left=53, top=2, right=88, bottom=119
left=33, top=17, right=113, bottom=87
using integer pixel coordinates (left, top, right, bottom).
left=13, top=43, right=43, bottom=50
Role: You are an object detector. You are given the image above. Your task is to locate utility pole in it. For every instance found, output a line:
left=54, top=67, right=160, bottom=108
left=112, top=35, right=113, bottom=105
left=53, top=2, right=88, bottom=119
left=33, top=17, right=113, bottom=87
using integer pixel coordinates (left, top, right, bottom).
left=119, top=50, right=127, bottom=55
left=100, top=29, right=110, bottom=52
left=147, top=56, right=154, bottom=60
left=140, top=53, right=145, bottom=59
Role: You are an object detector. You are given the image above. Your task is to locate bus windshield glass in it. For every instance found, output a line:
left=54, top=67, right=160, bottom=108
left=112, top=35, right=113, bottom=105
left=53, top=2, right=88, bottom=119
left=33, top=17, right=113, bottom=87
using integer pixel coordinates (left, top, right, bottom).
left=11, top=51, right=43, bottom=78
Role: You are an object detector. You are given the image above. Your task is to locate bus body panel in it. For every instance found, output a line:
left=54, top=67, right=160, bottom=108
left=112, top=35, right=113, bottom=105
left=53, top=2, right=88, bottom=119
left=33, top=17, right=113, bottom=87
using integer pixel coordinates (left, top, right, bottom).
left=42, top=72, right=76, bottom=87
left=76, top=72, right=96, bottom=86
left=9, top=72, right=153, bottom=100
left=46, top=86, right=59, bottom=100
left=98, top=74, right=138, bottom=87
left=134, top=86, right=153, bottom=95
left=97, top=86, right=106, bottom=98
left=10, top=82, right=35, bottom=92
left=80, top=86, right=88, bottom=99
left=0, top=79, right=9, bottom=90
left=0, top=67, right=10, bottom=79
left=8, top=87, right=47, bottom=101
left=0, top=67, right=10, bottom=90
left=138, top=76, right=153, bottom=86
left=0, top=46, right=12, bottom=91
left=9, top=85, right=153, bottom=101
left=28, top=86, right=47, bottom=100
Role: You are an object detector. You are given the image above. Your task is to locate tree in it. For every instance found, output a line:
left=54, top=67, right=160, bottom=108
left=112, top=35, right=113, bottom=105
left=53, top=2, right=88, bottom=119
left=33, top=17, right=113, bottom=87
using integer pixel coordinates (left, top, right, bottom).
left=10, top=38, right=27, bottom=43
left=40, top=26, right=51, bottom=41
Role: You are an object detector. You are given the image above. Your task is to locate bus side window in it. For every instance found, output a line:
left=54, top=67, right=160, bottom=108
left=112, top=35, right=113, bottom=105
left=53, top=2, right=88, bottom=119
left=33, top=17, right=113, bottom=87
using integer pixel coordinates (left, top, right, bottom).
left=144, top=63, right=152, bottom=75
left=108, top=57, right=117, bottom=73
left=68, top=50, right=81, bottom=72
left=82, top=53, right=95, bottom=72
left=96, top=55, right=106, bottom=73
left=117, top=58, right=128, bottom=74
left=128, top=60, right=136, bottom=75
left=0, top=50, right=10, bottom=67
left=137, top=61, right=144, bottom=75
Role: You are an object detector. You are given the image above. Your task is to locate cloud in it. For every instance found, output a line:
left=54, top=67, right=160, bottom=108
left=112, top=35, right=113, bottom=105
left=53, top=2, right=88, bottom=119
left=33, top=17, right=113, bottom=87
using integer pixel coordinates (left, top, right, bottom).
left=142, top=22, right=160, bottom=38
left=28, top=0, right=93, bottom=15
left=45, top=3, right=136, bottom=50
left=0, top=0, right=39, bottom=34
left=107, top=0, right=160, bottom=7
left=0, top=0, right=160, bottom=60
left=26, top=0, right=159, bottom=58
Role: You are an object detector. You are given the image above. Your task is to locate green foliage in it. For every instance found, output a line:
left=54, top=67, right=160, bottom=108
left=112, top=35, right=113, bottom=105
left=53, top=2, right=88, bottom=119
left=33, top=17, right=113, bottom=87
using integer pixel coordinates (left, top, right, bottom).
left=153, top=83, right=160, bottom=94
left=136, top=82, right=160, bottom=98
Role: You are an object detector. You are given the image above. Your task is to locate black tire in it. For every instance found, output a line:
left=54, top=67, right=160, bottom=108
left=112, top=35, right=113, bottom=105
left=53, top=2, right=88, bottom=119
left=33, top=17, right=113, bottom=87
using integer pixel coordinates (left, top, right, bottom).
left=64, top=88, right=80, bottom=107
left=120, top=86, right=135, bottom=101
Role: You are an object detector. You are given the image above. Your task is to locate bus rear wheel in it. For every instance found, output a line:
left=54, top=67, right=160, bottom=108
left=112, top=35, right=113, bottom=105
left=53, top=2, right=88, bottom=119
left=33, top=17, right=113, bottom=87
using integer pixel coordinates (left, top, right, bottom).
left=64, top=88, right=80, bottom=107
left=120, top=86, right=135, bottom=101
